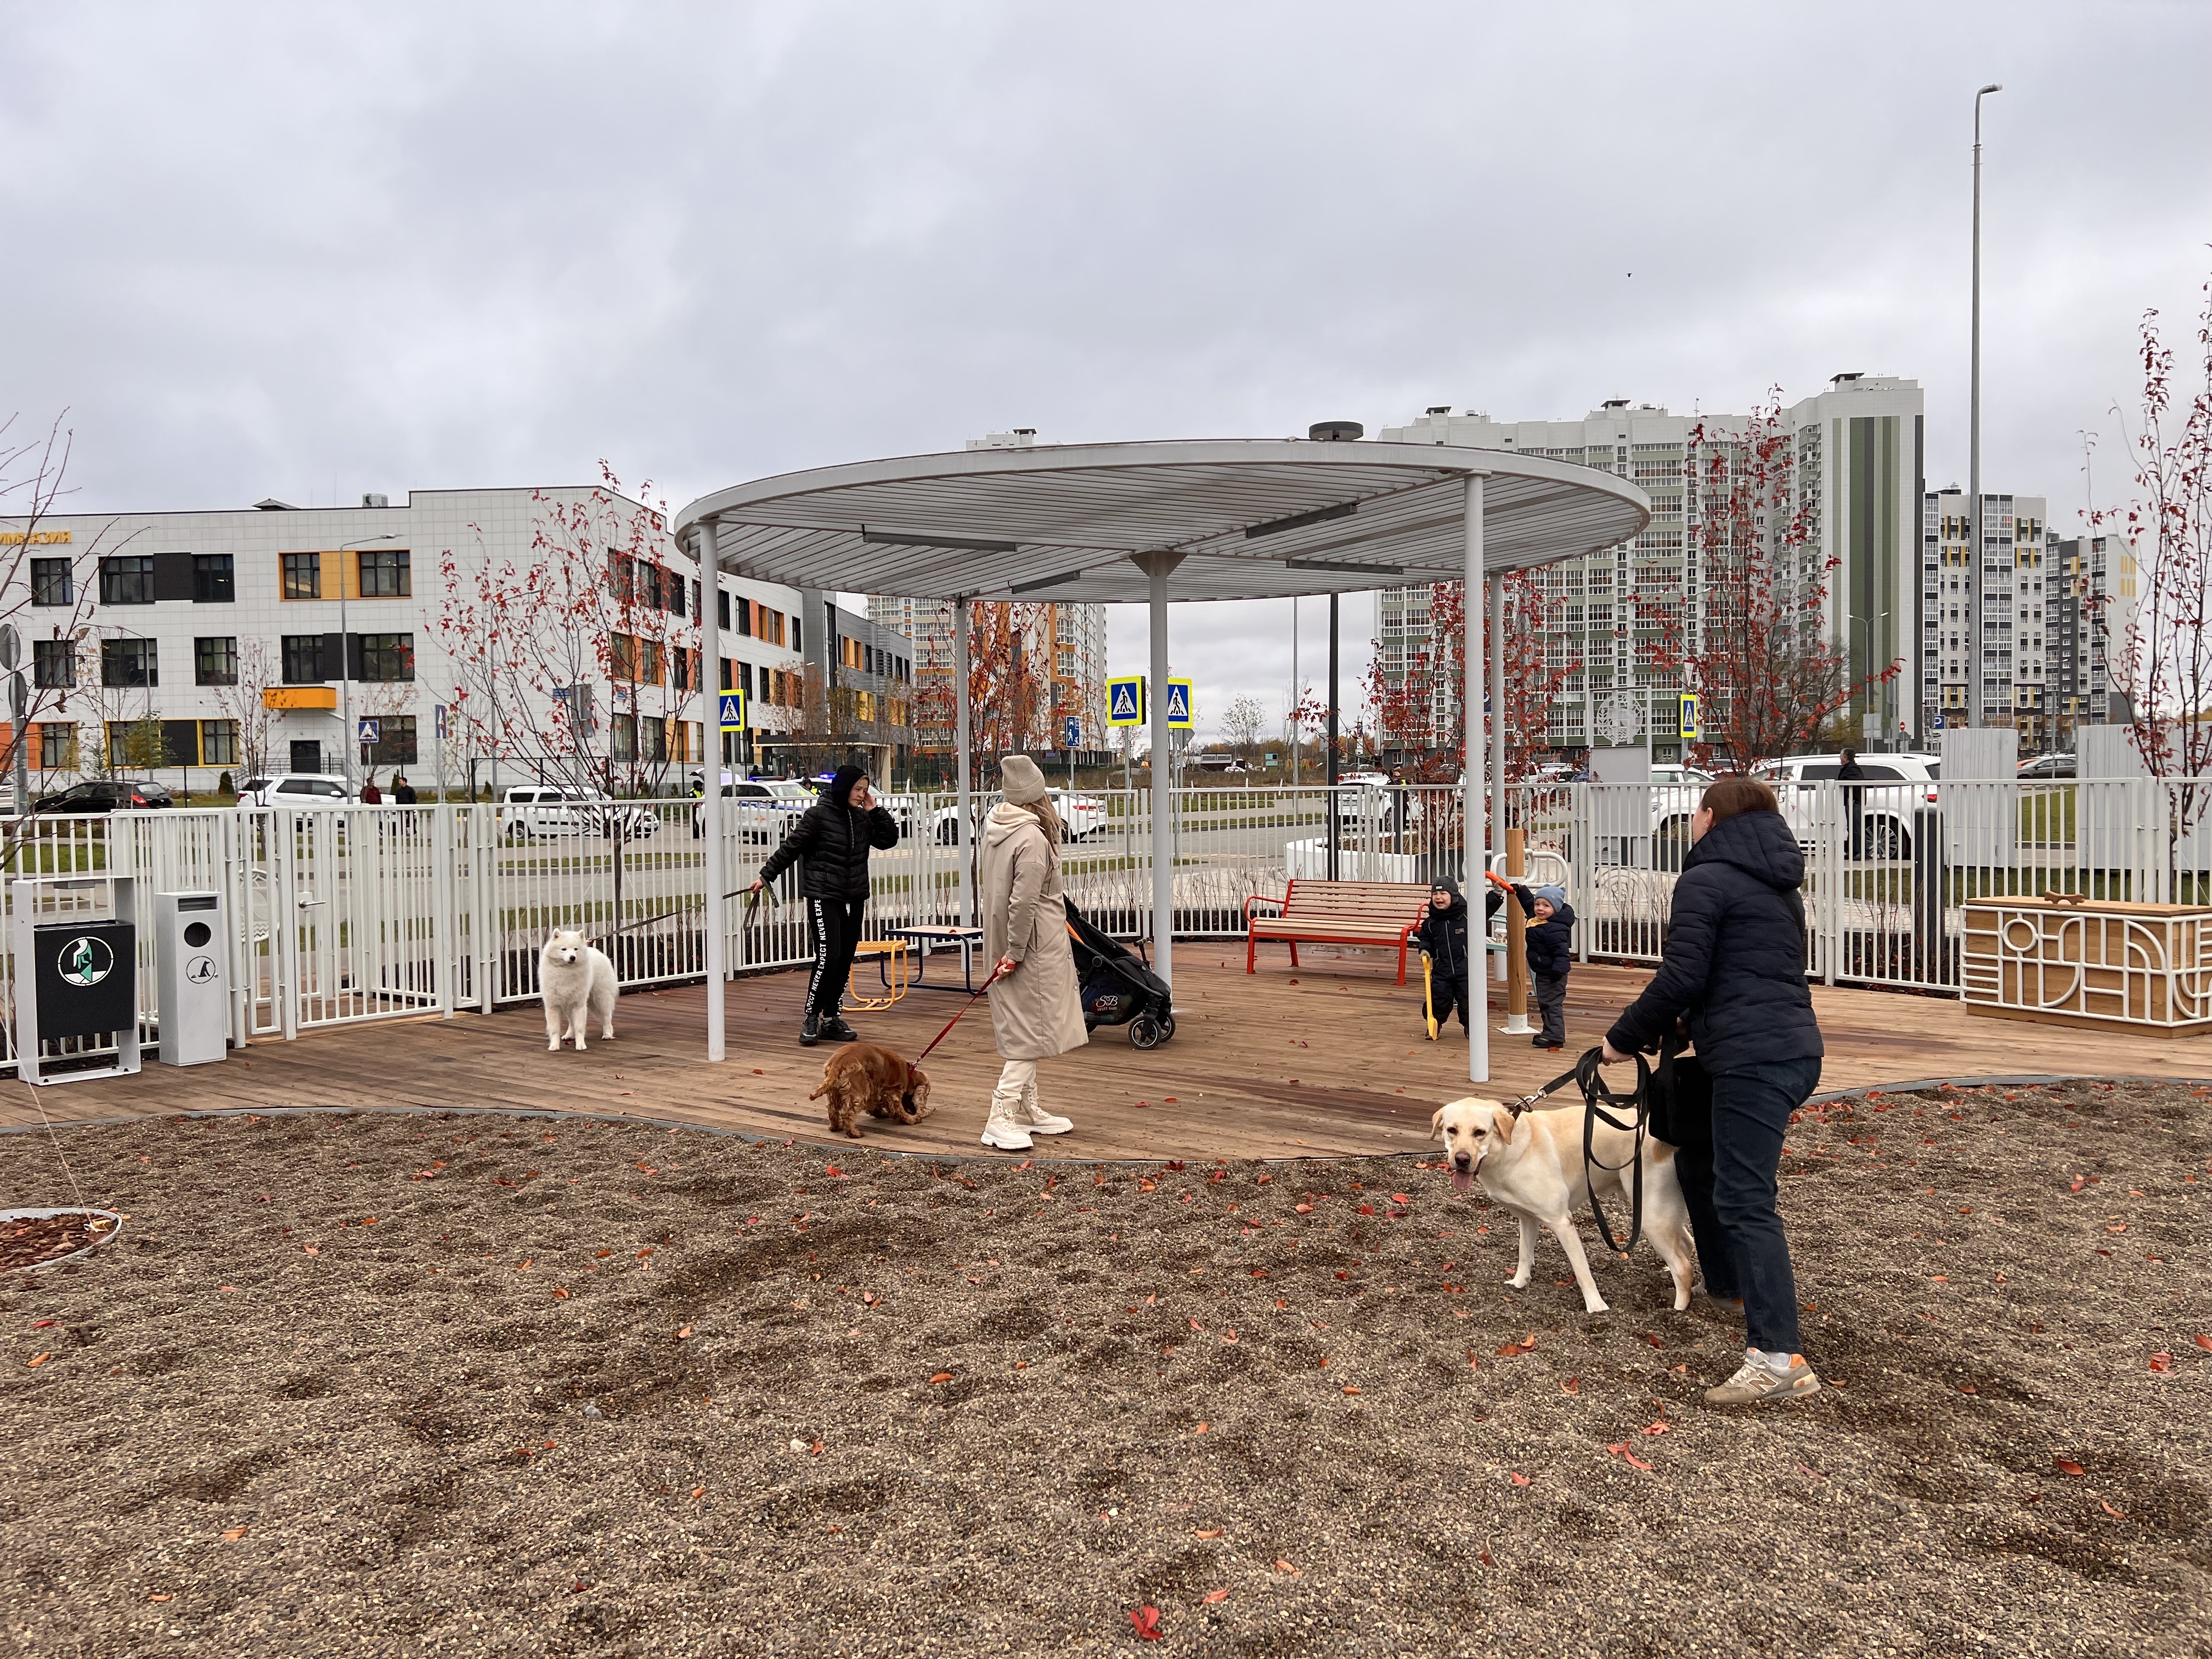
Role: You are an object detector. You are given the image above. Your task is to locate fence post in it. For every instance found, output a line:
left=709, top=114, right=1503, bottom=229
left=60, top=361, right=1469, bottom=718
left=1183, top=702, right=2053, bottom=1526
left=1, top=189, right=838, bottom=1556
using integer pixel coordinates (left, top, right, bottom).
left=475, top=803, right=498, bottom=1013
left=435, top=804, right=457, bottom=1019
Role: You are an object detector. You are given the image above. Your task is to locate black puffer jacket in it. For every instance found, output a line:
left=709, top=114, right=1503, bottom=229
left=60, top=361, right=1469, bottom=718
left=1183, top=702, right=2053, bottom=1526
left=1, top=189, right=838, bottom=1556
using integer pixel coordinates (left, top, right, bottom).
left=758, top=768, right=900, bottom=900
left=1605, top=809, right=1824, bottom=1076
left=1415, top=879, right=1472, bottom=980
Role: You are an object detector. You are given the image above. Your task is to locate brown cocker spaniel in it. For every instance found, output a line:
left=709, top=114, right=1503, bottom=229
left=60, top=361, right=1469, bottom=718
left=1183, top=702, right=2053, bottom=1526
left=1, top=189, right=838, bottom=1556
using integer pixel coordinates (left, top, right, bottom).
left=808, top=1042, right=933, bottom=1139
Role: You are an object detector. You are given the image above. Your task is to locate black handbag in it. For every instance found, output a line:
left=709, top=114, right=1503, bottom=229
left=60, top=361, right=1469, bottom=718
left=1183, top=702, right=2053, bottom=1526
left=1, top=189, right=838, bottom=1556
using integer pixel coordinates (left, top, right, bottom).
left=1646, top=1032, right=1713, bottom=1154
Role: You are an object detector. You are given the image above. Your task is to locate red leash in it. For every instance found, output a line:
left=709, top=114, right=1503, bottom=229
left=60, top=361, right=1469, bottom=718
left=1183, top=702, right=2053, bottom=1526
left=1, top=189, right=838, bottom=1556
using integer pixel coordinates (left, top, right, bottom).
left=905, top=962, right=1008, bottom=1080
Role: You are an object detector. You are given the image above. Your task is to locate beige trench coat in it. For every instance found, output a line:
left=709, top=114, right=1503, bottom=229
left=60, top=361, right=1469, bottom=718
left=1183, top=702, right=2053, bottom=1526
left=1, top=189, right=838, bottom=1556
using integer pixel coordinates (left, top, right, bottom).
left=979, top=803, right=1090, bottom=1062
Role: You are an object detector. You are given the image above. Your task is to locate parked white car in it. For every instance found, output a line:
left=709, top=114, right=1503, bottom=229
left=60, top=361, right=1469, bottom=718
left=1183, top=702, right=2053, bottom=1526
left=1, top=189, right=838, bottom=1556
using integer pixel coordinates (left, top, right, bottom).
left=1754, top=753, right=1942, bottom=859
left=932, top=788, right=1105, bottom=843
left=691, top=777, right=815, bottom=843
left=238, top=774, right=354, bottom=810
left=499, top=786, right=659, bottom=841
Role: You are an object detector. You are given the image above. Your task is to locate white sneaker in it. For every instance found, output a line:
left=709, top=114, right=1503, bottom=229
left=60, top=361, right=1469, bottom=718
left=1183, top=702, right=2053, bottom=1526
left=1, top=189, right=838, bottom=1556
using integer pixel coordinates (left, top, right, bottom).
left=1705, top=1347, right=1821, bottom=1405
left=978, top=1114, right=1034, bottom=1152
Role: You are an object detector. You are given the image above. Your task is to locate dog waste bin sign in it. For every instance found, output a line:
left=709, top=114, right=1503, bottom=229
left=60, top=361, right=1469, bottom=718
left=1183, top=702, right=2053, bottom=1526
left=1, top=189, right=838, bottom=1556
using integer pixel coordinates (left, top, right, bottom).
left=34, top=922, right=137, bottom=1042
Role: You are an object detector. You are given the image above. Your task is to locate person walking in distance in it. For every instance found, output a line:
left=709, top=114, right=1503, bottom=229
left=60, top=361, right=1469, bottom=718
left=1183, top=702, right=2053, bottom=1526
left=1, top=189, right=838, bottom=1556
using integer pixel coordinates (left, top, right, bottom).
left=1836, top=747, right=1866, bottom=860
left=749, top=763, right=899, bottom=1047
left=976, top=754, right=1087, bottom=1152
left=391, top=774, right=419, bottom=805
left=1601, top=774, right=1825, bottom=1405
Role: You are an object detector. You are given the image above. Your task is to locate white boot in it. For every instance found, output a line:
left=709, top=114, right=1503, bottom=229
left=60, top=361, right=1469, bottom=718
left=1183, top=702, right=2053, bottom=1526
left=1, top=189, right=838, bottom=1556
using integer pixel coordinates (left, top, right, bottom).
left=979, top=1103, right=1034, bottom=1152
left=1013, top=1076, right=1073, bottom=1136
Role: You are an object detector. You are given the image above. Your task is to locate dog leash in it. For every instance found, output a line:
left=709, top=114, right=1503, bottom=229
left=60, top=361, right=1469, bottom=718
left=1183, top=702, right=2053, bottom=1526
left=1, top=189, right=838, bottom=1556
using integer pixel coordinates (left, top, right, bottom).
left=1502, top=1045, right=1654, bottom=1255
left=902, top=962, right=1009, bottom=1087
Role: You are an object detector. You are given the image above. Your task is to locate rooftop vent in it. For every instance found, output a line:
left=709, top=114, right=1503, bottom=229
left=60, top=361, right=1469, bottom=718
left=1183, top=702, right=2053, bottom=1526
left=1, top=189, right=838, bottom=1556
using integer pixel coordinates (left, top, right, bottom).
left=1600, top=399, right=1630, bottom=410
left=252, top=498, right=296, bottom=511
left=1831, top=371, right=1865, bottom=384
left=1308, top=421, right=1363, bottom=442
left=362, top=492, right=390, bottom=509
left=1424, top=405, right=1452, bottom=416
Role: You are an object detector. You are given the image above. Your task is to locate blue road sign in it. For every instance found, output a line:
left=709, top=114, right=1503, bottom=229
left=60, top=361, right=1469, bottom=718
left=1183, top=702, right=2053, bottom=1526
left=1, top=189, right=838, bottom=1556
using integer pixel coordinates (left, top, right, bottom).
left=1164, top=679, right=1193, bottom=729
left=1933, top=712, right=1946, bottom=730
left=1063, top=715, right=1081, bottom=747
left=433, top=704, right=447, bottom=740
left=718, top=692, right=747, bottom=732
left=1107, top=677, right=1144, bottom=726
left=356, top=719, right=380, bottom=745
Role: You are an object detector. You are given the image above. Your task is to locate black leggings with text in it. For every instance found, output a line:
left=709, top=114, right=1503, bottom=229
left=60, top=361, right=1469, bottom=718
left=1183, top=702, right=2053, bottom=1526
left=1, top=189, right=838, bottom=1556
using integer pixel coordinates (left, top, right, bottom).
left=805, top=896, right=867, bottom=1019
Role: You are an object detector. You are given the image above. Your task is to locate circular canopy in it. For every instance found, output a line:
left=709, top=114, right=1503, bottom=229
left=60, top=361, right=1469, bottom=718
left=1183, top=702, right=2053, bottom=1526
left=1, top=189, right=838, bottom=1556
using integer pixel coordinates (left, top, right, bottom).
left=674, top=439, right=1649, bottom=603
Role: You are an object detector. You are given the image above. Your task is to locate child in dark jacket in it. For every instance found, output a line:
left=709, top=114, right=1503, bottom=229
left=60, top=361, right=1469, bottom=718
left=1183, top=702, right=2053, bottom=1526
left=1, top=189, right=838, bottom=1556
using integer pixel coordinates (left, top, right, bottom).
left=1523, top=884, right=1575, bottom=1049
left=1418, top=876, right=1538, bottom=1031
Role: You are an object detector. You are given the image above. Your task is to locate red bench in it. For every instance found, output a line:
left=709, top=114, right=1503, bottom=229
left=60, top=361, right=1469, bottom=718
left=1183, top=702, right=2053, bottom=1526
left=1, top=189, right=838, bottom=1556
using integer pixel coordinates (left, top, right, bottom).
left=1244, top=879, right=1432, bottom=985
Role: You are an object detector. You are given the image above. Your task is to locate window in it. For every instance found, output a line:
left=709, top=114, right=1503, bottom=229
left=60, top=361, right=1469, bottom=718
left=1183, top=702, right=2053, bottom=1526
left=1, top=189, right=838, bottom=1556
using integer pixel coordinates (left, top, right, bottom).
left=639, top=640, right=663, bottom=685
left=608, top=556, right=636, bottom=604
left=282, top=552, right=322, bottom=599
left=106, top=720, right=159, bottom=769
left=282, top=635, right=328, bottom=682
left=356, top=633, right=414, bottom=682
left=36, top=723, right=76, bottom=770
left=32, top=639, right=74, bottom=689
left=193, top=554, right=235, bottom=602
left=195, top=636, right=239, bottom=686
left=101, top=637, right=157, bottom=687
left=100, top=555, right=155, bottom=605
left=611, top=632, right=639, bottom=681
left=639, top=717, right=667, bottom=763
left=611, top=712, right=637, bottom=762
left=364, top=715, right=416, bottom=767
left=200, top=720, right=239, bottom=766
left=356, top=548, right=410, bottom=597
left=31, top=558, right=72, bottom=607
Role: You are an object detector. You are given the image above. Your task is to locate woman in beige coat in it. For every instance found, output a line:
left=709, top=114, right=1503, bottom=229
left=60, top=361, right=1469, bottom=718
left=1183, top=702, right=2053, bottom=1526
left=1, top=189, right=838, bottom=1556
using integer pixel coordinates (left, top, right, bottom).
left=977, top=754, right=1088, bottom=1151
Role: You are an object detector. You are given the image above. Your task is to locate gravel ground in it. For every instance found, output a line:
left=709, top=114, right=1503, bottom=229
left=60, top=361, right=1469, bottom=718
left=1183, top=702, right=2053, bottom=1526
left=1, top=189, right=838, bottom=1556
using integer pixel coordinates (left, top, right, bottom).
left=2, top=1079, right=2208, bottom=1658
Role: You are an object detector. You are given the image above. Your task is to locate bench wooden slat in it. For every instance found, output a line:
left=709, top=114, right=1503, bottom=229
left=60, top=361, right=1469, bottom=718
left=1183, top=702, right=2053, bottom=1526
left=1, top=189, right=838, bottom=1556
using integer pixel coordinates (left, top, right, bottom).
left=1244, top=877, right=1432, bottom=985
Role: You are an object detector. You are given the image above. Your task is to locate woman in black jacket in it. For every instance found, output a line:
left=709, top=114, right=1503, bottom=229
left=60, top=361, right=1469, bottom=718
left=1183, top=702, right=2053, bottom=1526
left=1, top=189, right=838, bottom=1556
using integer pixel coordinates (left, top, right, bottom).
left=1602, top=774, right=1825, bottom=1406
left=748, top=764, right=900, bottom=1046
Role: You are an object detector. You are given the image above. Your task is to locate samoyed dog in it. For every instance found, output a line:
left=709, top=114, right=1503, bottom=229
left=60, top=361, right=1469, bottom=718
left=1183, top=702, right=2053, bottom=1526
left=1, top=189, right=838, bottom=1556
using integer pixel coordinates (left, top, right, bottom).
left=540, top=929, right=617, bottom=1051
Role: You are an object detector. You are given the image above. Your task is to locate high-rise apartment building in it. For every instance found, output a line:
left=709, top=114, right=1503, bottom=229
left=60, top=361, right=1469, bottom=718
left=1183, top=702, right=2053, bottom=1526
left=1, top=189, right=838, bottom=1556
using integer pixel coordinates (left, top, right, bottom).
left=1379, top=375, right=1926, bottom=755
left=2044, top=531, right=2136, bottom=738
left=866, top=430, right=1109, bottom=755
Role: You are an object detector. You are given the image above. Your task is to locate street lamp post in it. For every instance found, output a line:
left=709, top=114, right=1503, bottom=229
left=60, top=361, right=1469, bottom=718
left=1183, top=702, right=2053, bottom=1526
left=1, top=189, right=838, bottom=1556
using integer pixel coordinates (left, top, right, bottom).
left=1969, top=81, right=2002, bottom=730
left=337, top=534, right=403, bottom=792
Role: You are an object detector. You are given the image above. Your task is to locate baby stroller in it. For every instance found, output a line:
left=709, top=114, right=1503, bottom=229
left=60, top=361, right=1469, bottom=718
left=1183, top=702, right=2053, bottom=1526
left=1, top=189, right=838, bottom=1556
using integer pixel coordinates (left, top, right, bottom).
left=1065, top=898, right=1177, bottom=1049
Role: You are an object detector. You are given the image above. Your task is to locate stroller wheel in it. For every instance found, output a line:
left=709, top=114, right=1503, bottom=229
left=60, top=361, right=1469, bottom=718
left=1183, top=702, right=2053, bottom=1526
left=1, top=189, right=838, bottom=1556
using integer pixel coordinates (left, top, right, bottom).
left=1159, top=1013, right=1177, bottom=1041
left=1129, top=1015, right=1164, bottom=1050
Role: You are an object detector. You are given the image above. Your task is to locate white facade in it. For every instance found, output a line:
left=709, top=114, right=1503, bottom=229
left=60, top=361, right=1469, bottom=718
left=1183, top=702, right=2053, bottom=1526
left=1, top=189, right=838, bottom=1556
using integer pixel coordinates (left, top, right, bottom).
left=1379, top=376, right=1926, bottom=752
left=0, top=486, right=811, bottom=794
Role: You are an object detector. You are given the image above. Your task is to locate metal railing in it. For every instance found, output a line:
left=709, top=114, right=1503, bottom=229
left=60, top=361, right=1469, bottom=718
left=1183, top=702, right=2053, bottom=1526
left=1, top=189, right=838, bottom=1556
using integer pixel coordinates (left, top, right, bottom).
left=10, top=777, right=2212, bottom=1069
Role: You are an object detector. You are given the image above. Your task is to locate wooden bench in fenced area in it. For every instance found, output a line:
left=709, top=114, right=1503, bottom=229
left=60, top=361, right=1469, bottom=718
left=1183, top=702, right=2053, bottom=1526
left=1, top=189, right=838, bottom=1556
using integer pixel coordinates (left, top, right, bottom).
left=1243, top=879, right=1432, bottom=984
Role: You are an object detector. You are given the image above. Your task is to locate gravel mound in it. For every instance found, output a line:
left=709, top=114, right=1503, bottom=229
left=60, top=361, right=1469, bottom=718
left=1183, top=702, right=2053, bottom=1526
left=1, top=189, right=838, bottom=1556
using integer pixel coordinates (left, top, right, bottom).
left=2, top=1079, right=2207, bottom=1657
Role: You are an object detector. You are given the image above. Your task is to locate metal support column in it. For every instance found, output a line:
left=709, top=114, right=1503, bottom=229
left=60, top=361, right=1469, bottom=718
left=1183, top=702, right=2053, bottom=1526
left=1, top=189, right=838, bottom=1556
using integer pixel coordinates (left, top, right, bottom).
left=697, top=520, right=725, bottom=1064
left=1136, top=551, right=1184, bottom=990
left=1489, top=574, right=1508, bottom=982
left=1463, top=475, right=1488, bottom=1084
left=953, top=597, right=974, bottom=928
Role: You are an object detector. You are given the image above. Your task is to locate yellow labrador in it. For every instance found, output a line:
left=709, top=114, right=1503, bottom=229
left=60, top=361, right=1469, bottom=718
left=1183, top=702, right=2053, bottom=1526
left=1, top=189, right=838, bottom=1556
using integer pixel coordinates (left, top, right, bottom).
left=1431, top=1096, right=1696, bottom=1314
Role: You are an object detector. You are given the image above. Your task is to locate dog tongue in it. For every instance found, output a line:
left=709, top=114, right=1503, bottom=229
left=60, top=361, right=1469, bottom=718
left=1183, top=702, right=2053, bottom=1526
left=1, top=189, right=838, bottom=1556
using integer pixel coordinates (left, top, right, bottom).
left=1450, top=1168, right=1473, bottom=1193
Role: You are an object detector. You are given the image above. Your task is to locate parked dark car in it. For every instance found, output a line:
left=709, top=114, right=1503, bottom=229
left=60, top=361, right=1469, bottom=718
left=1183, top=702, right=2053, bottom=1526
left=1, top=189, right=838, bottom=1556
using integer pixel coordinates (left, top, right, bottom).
left=2017, top=752, right=2078, bottom=780
left=33, top=778, right=175, bottom=813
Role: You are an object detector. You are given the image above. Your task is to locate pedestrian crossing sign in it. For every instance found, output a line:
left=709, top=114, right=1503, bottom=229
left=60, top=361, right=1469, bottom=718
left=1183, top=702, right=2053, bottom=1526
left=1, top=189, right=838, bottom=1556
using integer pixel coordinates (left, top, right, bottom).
left=717, top=691, right=747, bottom=732
left=1108, top=676, right=1145, bottom=727
left=1165, top=679, right=1193, bottom=729
left=1678, top=692, right=1699, bottom=742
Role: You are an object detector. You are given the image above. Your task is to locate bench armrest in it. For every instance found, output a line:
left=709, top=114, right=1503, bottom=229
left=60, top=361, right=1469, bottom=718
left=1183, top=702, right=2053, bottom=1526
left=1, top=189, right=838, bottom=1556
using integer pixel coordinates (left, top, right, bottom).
left=1243, top=891, right=1288, bottom=923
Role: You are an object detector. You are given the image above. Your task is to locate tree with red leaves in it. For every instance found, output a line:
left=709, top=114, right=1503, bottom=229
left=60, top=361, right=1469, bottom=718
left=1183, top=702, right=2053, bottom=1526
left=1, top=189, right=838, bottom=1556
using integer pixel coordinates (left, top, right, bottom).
left=2096, top=270, right=2212, bottom=867
left=912, top=600, right=1053, bottom=777
left=1647, top=399, right=1898, bottom=767
left=1365, top=577, right=1573, bottom=781
left=432, top=466, right=696, bottom=799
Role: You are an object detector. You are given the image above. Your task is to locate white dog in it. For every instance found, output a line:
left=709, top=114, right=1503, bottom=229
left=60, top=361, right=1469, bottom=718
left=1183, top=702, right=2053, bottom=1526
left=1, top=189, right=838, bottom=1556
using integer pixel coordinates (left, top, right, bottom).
left=539, top=929, right=617, bottom=1052
left=1431, top=1096, right=1696, bottom=1314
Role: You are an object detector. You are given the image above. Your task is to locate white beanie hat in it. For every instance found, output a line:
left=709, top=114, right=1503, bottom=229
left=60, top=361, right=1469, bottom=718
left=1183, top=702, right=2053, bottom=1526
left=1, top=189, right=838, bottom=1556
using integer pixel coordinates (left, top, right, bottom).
left=1000, top=754, right=1049, bottom=805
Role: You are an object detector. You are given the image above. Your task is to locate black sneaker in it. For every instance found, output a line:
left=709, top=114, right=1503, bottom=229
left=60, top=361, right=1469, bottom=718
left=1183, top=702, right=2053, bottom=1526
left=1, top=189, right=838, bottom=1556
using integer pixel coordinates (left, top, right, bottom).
left=824, top=1017, right=858, bottom=1043
left=800, top=1013, right=822, bottom=1047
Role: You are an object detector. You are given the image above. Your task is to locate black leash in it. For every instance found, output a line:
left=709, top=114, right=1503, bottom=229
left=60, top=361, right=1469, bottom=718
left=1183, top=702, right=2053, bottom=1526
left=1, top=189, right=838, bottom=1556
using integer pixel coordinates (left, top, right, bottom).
left=1504, top=1045, right=1654, bottom=1256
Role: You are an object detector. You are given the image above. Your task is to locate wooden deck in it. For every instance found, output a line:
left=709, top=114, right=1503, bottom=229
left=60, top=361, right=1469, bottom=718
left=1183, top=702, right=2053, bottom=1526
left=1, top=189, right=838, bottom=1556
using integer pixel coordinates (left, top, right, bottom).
left=9, top=949, right=2212, bottom=1160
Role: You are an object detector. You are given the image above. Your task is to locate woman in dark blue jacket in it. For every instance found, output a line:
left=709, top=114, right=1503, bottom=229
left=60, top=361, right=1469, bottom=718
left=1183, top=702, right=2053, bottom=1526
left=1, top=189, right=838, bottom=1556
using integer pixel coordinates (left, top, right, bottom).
left=1602, top=774, right=1824, bottom=1406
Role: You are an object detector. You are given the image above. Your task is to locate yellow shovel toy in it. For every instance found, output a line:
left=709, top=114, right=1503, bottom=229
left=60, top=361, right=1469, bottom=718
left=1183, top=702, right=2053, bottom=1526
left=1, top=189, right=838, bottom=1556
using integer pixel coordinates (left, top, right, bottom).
left=1423, top=954, right=1438, bottom=1041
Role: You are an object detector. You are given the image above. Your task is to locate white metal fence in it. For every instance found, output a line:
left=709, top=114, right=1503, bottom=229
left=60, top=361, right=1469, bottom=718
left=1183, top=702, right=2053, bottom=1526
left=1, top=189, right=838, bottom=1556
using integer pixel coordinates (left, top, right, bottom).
left=10, top=778, right=2212, bottom=1070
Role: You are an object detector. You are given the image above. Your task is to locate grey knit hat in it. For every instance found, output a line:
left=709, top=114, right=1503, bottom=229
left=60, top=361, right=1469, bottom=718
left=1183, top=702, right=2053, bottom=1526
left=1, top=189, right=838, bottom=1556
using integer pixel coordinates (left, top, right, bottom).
left=1000, top=754, right=1049, bottom=805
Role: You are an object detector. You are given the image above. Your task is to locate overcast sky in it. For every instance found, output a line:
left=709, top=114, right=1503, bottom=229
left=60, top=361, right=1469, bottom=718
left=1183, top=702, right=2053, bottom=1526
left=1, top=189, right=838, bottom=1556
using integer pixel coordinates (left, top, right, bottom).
left=8, top=2, right=2210, bottom=738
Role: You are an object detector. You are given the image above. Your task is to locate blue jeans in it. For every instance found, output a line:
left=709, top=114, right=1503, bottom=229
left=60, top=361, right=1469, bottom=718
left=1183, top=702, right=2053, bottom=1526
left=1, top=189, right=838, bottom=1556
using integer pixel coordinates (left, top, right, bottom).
left=1673, top=1056, right=1820, bottom=1355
